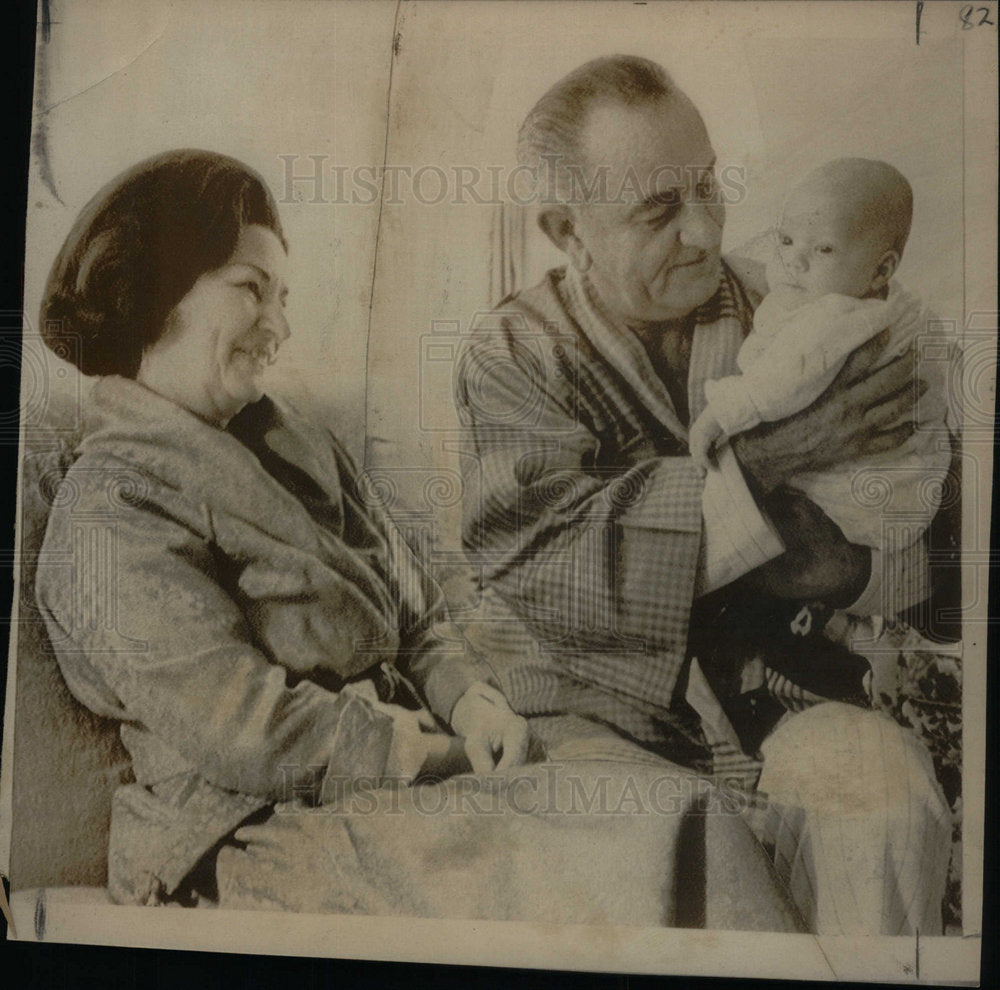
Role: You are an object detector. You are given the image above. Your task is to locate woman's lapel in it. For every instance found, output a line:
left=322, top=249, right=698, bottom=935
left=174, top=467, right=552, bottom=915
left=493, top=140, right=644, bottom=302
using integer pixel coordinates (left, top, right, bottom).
left=83, top=377, right=332, bottom=553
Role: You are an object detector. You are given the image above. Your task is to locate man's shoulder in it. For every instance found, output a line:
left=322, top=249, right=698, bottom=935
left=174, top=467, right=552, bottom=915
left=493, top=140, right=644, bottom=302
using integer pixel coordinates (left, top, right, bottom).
left=458, top=268, right=581, bottom=391
left=486, top=267, right=573, bottom=328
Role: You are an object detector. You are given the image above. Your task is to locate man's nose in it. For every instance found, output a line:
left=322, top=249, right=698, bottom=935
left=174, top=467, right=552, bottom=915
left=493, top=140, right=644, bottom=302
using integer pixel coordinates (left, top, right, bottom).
left=677, top=202, right=720, bottom=250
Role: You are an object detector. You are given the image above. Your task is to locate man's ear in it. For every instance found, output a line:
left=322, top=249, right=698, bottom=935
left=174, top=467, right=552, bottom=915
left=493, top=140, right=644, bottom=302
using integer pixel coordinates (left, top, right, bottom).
left=538, top=205, right=592, bottom=273
left=869, top=249, right=899, bottom=293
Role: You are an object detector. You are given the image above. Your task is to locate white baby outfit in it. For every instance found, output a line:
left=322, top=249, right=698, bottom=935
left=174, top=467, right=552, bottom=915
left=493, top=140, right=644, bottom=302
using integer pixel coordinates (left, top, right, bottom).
left=695, top=280, right=951, bottom=550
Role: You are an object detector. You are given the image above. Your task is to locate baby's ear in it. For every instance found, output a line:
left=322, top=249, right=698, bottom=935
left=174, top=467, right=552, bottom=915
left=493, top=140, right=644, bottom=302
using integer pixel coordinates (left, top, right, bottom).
left=870, top=250, right=900, bottom=292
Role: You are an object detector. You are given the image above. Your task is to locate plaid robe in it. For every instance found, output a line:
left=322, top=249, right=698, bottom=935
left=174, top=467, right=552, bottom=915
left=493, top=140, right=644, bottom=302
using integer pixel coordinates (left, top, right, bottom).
left=457, top=262, right=956, bottom=937
left=456, top=258, right=927, bottom=778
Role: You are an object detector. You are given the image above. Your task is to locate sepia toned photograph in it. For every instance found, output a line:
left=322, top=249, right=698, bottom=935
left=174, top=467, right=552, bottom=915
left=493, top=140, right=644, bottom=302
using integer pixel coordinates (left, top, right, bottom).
left=1, top=0, right=995, bottom=983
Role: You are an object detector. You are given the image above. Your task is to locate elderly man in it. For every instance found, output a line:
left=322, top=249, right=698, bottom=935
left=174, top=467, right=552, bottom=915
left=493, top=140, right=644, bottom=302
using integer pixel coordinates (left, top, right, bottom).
left=457, top=55, right=952, bottom=934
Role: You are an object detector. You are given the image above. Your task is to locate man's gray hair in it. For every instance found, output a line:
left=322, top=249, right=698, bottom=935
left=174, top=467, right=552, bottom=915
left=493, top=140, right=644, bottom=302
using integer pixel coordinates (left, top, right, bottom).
left=517, top=55, right=677, bottom=204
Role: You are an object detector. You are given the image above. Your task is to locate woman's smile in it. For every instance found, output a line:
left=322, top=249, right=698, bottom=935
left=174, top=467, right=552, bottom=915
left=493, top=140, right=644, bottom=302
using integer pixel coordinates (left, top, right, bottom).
left=139, top=224, right=290, bottom=427
left=232, top=336, right=280, bottom=374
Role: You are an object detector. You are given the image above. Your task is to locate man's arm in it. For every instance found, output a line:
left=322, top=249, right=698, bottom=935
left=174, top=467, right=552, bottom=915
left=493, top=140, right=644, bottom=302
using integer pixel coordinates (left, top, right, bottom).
left=729, top=331, right=927, bottom=603
left=459, top=316, right=924, bottom=713
left=458, top=328, right=708, bottom=713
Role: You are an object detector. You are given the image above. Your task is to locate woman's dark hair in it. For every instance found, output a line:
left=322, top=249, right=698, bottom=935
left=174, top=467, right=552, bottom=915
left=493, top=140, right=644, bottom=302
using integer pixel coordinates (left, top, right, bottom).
left=40, top=149, right=286, bottom=378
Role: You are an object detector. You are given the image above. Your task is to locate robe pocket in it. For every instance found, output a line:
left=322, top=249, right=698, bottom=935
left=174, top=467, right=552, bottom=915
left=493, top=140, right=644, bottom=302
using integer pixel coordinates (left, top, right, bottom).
left=615, top=522, right=701, bottom=648
left=611, top=459, right=703, bottom=534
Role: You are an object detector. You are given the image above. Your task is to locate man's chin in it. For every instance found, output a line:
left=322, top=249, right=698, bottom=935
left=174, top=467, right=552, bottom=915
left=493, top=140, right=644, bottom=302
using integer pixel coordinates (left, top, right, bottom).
left=652, top=258, right=721, bottom=318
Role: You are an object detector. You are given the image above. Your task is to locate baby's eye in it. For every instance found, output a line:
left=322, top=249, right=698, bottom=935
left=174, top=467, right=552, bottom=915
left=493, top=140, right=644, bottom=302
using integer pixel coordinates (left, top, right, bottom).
left=815, top=245, right=834, bottom=255
left=778, top=234, right=793, bottom=246
left=240, top=281, right=262, bottom=301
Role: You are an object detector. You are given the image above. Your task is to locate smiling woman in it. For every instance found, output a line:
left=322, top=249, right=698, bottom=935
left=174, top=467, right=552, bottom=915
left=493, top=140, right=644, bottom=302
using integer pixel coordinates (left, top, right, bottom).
left=33, top=149, right=536, bottom=906
left=136, top=224, right=291, bottom=426
left=40, top=150, right=288, bottom=382
left=27, top=148, right=805, bottom=926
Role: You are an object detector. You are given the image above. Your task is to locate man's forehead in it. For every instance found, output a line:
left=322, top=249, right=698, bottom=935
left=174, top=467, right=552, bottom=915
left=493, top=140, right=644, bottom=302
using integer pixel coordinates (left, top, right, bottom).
left=580, top=97, right=714, bottom=182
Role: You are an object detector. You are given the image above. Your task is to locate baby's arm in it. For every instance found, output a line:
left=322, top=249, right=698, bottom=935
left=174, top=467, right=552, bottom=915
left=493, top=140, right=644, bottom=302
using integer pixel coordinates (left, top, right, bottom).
left=709, top=297, right=890, bottom=437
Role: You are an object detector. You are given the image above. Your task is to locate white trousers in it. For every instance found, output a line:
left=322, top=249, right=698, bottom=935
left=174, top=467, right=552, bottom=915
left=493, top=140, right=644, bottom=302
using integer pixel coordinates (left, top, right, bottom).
left=756, top=702, right=952, bottom=935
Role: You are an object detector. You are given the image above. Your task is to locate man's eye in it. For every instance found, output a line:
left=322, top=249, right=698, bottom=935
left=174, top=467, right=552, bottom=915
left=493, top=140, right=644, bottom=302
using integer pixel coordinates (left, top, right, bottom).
left=779, top=235, right=793, bottom=246
left=646, top=207, right=679, bottom=228
left=816, top=245, right=834, bottom=255
left=696, top=174, right=716, bottom=200
left=241, top=281, right=262, bottom=300
left=644, top=194, right=682, bottom=226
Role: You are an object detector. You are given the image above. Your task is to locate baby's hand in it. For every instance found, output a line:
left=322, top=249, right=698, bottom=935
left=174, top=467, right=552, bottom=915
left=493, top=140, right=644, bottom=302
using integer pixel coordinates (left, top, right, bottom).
left=689, top=409, right=725, bottom=468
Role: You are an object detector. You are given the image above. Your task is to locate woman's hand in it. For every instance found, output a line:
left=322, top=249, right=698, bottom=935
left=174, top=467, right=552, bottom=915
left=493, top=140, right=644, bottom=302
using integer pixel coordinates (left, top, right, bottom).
left=379, top=702, right=441, bottom=782
left=450, top=682, right=530, bottom=773
left=374, top=683, right=529, bottom=782
left=382, top=704, right=475, bottom=782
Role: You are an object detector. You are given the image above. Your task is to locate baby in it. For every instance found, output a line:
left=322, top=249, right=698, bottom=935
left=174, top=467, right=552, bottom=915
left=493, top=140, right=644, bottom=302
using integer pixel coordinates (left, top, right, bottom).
left=689, top=158, right=951, bottom=559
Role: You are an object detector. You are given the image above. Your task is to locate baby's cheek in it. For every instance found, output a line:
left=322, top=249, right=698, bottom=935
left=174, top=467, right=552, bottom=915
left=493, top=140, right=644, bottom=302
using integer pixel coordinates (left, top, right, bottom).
left=765, top=253, right=787, bottom=288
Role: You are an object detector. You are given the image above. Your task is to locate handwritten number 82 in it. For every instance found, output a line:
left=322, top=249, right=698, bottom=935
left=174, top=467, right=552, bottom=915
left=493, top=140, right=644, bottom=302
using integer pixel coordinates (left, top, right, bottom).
left=960, top=4, right=996, bottom=28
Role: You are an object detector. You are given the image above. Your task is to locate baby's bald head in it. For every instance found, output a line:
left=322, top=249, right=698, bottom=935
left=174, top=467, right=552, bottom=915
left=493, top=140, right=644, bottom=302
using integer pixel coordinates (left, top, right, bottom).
left=794, top=158, right=913, bottom=257
left=770, top=158, right=914, bottom=303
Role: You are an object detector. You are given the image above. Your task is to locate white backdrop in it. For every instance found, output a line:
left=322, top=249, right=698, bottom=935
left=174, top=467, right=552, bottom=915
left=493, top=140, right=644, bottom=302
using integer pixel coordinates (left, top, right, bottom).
left=25, top=0, right=396, bottom=455
left=25, top=0, right=967, bottom=523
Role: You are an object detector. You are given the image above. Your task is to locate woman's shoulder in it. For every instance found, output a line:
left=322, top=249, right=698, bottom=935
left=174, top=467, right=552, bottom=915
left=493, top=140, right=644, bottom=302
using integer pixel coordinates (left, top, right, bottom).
left=47, top=445, right=211, bottom=543
left=56, top=444, right=146, bottom=503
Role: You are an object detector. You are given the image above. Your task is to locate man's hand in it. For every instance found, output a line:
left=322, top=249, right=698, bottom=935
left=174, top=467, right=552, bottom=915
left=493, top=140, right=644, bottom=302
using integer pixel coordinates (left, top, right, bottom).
left=746, top=490, right=871, bottom=605
left=449, top=682, right=530, bottom=773
left=731, top=331, right=927, bottom=495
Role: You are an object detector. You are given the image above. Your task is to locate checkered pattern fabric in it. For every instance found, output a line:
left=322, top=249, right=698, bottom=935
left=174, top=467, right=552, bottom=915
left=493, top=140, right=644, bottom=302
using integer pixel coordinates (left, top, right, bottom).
left=458, top=260, right=811, bottom=767
left=455, top=261, right=954, bottom=931
left=458, top=262, right=757, bottom=732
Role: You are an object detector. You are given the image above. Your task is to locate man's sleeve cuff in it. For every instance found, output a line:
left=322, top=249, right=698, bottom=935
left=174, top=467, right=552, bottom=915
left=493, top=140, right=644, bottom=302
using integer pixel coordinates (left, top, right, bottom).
left=846, top=550, right=884, bottom=616
left=846, top=539, right=929, bottom=617
left=697, top=444, right=785, bottom=594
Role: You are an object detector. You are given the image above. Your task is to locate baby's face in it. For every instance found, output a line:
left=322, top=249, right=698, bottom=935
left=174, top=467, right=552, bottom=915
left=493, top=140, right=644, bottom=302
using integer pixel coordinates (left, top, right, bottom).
left=767, top=184, right=888, bottom=305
